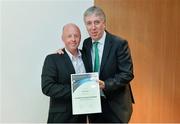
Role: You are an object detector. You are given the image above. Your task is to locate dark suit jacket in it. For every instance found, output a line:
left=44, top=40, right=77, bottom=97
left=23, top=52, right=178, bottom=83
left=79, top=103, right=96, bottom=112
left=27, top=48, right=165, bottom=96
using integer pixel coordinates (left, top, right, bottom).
left=41, top=49, right=88, bottom=123
left=82, top=31, right=134, bottom=122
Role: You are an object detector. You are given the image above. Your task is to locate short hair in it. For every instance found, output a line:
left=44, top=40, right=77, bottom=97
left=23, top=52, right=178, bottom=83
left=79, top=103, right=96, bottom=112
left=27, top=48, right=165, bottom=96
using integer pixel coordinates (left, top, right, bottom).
left=83, top=6, right=106, bottom=22
left=62, top=23, right=80, bottom=34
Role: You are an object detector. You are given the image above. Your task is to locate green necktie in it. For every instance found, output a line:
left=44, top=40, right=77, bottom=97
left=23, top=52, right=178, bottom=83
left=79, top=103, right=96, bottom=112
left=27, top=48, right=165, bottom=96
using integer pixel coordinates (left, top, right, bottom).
left=93, top=42, right=106, bottom=97
left=93, top=41, right=99, bottom=72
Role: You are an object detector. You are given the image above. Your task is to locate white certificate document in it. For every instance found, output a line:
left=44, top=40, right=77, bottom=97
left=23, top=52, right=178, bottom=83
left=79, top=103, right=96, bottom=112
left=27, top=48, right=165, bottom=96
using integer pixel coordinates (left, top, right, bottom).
left=71, top=72, right=102, bottom=115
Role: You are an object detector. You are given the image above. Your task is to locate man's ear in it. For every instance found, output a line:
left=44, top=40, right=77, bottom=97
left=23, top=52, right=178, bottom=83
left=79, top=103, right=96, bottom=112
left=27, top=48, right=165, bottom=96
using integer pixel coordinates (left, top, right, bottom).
left=61, top=35, right=64, bottom=42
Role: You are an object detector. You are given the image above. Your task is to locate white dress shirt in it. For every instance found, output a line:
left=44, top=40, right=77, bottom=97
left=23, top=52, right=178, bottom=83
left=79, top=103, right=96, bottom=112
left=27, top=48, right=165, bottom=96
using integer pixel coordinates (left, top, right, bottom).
left=65, top=48, right=86, bottom=74
left=91, top=31, right=106, bottom=72
left=91, top=31, right=106, bottom=97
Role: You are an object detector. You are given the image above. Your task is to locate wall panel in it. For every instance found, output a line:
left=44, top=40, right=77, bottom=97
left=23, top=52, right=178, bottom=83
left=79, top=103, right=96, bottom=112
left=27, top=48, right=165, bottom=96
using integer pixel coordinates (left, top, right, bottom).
left=95, top=0, right=180, bottom=122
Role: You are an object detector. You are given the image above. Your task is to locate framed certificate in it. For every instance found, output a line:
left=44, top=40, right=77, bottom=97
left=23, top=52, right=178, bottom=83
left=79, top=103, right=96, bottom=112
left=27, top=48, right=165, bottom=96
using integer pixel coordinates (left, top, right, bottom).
left=71, top=72, right=102, bottom=115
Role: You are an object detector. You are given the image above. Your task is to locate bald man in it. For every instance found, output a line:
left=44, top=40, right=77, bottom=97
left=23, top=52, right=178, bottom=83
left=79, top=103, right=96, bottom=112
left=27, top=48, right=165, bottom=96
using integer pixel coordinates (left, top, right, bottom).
left=41, top=23, right=88, bottom=123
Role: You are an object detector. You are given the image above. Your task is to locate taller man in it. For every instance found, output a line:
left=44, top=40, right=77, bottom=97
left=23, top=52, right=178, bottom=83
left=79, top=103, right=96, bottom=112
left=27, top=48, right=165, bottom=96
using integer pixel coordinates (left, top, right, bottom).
left=82, top=6, right=135, bottom=123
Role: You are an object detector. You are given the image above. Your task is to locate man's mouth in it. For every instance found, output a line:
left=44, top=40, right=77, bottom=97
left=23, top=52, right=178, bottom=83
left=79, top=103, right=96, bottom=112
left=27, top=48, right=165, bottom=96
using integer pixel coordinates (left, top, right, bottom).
left=91, top=32, right=97, bottom=36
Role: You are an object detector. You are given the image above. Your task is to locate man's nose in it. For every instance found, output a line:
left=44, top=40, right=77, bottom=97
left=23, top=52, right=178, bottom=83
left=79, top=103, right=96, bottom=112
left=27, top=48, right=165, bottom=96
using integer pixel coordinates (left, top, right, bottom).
left=72, top=36, right=76, bottom=41
left=92, top=23, right=96, bottom=29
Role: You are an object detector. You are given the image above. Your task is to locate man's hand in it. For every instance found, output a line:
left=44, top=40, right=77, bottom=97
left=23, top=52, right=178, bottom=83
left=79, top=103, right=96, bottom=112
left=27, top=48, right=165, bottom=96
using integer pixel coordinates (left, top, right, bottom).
left=56, top=48, right=64, bottom=54
left=98, top=80, right=105, bottom=89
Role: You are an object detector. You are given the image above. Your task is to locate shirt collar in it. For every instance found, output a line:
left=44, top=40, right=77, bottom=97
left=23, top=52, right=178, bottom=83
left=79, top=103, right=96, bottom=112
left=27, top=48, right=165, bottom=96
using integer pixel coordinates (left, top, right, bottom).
left=92, top=31, right=106, bottom=45
left=65, top=48, right=82, bottom=61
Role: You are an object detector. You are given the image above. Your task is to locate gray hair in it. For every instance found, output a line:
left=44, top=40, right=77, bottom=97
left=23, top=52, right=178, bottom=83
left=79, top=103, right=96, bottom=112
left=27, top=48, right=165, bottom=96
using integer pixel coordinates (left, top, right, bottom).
left=83, top=6, right=106, bottom=22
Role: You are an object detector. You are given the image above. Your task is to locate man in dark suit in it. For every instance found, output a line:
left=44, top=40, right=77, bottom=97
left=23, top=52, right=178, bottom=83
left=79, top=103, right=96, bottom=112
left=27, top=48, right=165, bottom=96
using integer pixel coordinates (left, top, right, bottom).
left=82, top=6, right=135, bottom=123
left=41, top=23, right=87, bottom=123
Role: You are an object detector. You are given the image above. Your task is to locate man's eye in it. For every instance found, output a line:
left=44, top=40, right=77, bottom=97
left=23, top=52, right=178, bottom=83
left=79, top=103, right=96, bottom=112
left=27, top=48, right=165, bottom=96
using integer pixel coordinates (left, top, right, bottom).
left=94, top=21, right=100, bottom=25
left=86, top=22, right=91, bottom=26
left=74, top=35, right=78, bottom=38
left=67, top=35, right=72, bottom=38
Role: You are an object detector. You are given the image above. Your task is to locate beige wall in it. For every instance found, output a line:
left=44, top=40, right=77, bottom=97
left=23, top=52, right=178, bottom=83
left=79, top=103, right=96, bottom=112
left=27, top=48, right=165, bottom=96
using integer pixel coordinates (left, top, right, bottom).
left=95, top=0, right=180, bottom=122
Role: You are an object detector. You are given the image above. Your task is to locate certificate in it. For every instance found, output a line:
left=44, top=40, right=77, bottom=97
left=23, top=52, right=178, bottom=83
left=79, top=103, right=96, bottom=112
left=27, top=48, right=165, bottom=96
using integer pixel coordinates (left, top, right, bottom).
left=71, top=72, right=102, bottom=115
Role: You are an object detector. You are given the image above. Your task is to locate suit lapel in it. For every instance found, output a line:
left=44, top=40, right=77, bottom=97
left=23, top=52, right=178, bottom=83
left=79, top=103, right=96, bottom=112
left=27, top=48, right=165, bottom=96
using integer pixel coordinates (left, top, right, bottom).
left=100, top=33, right=112, bottom=75
left=63, top=49, right=75, bottom=74
left=86, top=40, right=93, bottom=72
left=81, top=50, right=89, bottom=73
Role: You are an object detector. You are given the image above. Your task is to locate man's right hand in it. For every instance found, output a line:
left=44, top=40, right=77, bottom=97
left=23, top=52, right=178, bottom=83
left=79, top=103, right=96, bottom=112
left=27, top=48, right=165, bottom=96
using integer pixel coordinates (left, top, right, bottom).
left=56, top=49, right=64, bottom=54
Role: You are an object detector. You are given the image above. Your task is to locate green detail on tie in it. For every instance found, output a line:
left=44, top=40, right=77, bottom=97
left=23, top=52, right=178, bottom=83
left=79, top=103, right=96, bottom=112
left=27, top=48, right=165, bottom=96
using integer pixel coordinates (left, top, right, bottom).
left=93, top=42, right=99, bottom=72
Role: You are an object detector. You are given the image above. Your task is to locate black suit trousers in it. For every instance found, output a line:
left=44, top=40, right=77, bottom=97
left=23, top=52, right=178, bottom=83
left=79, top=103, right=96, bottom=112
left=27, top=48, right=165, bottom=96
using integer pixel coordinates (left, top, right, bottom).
left=47, top=112, right=87, bottom=123
left=88, top=97, right=122, bottom=123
